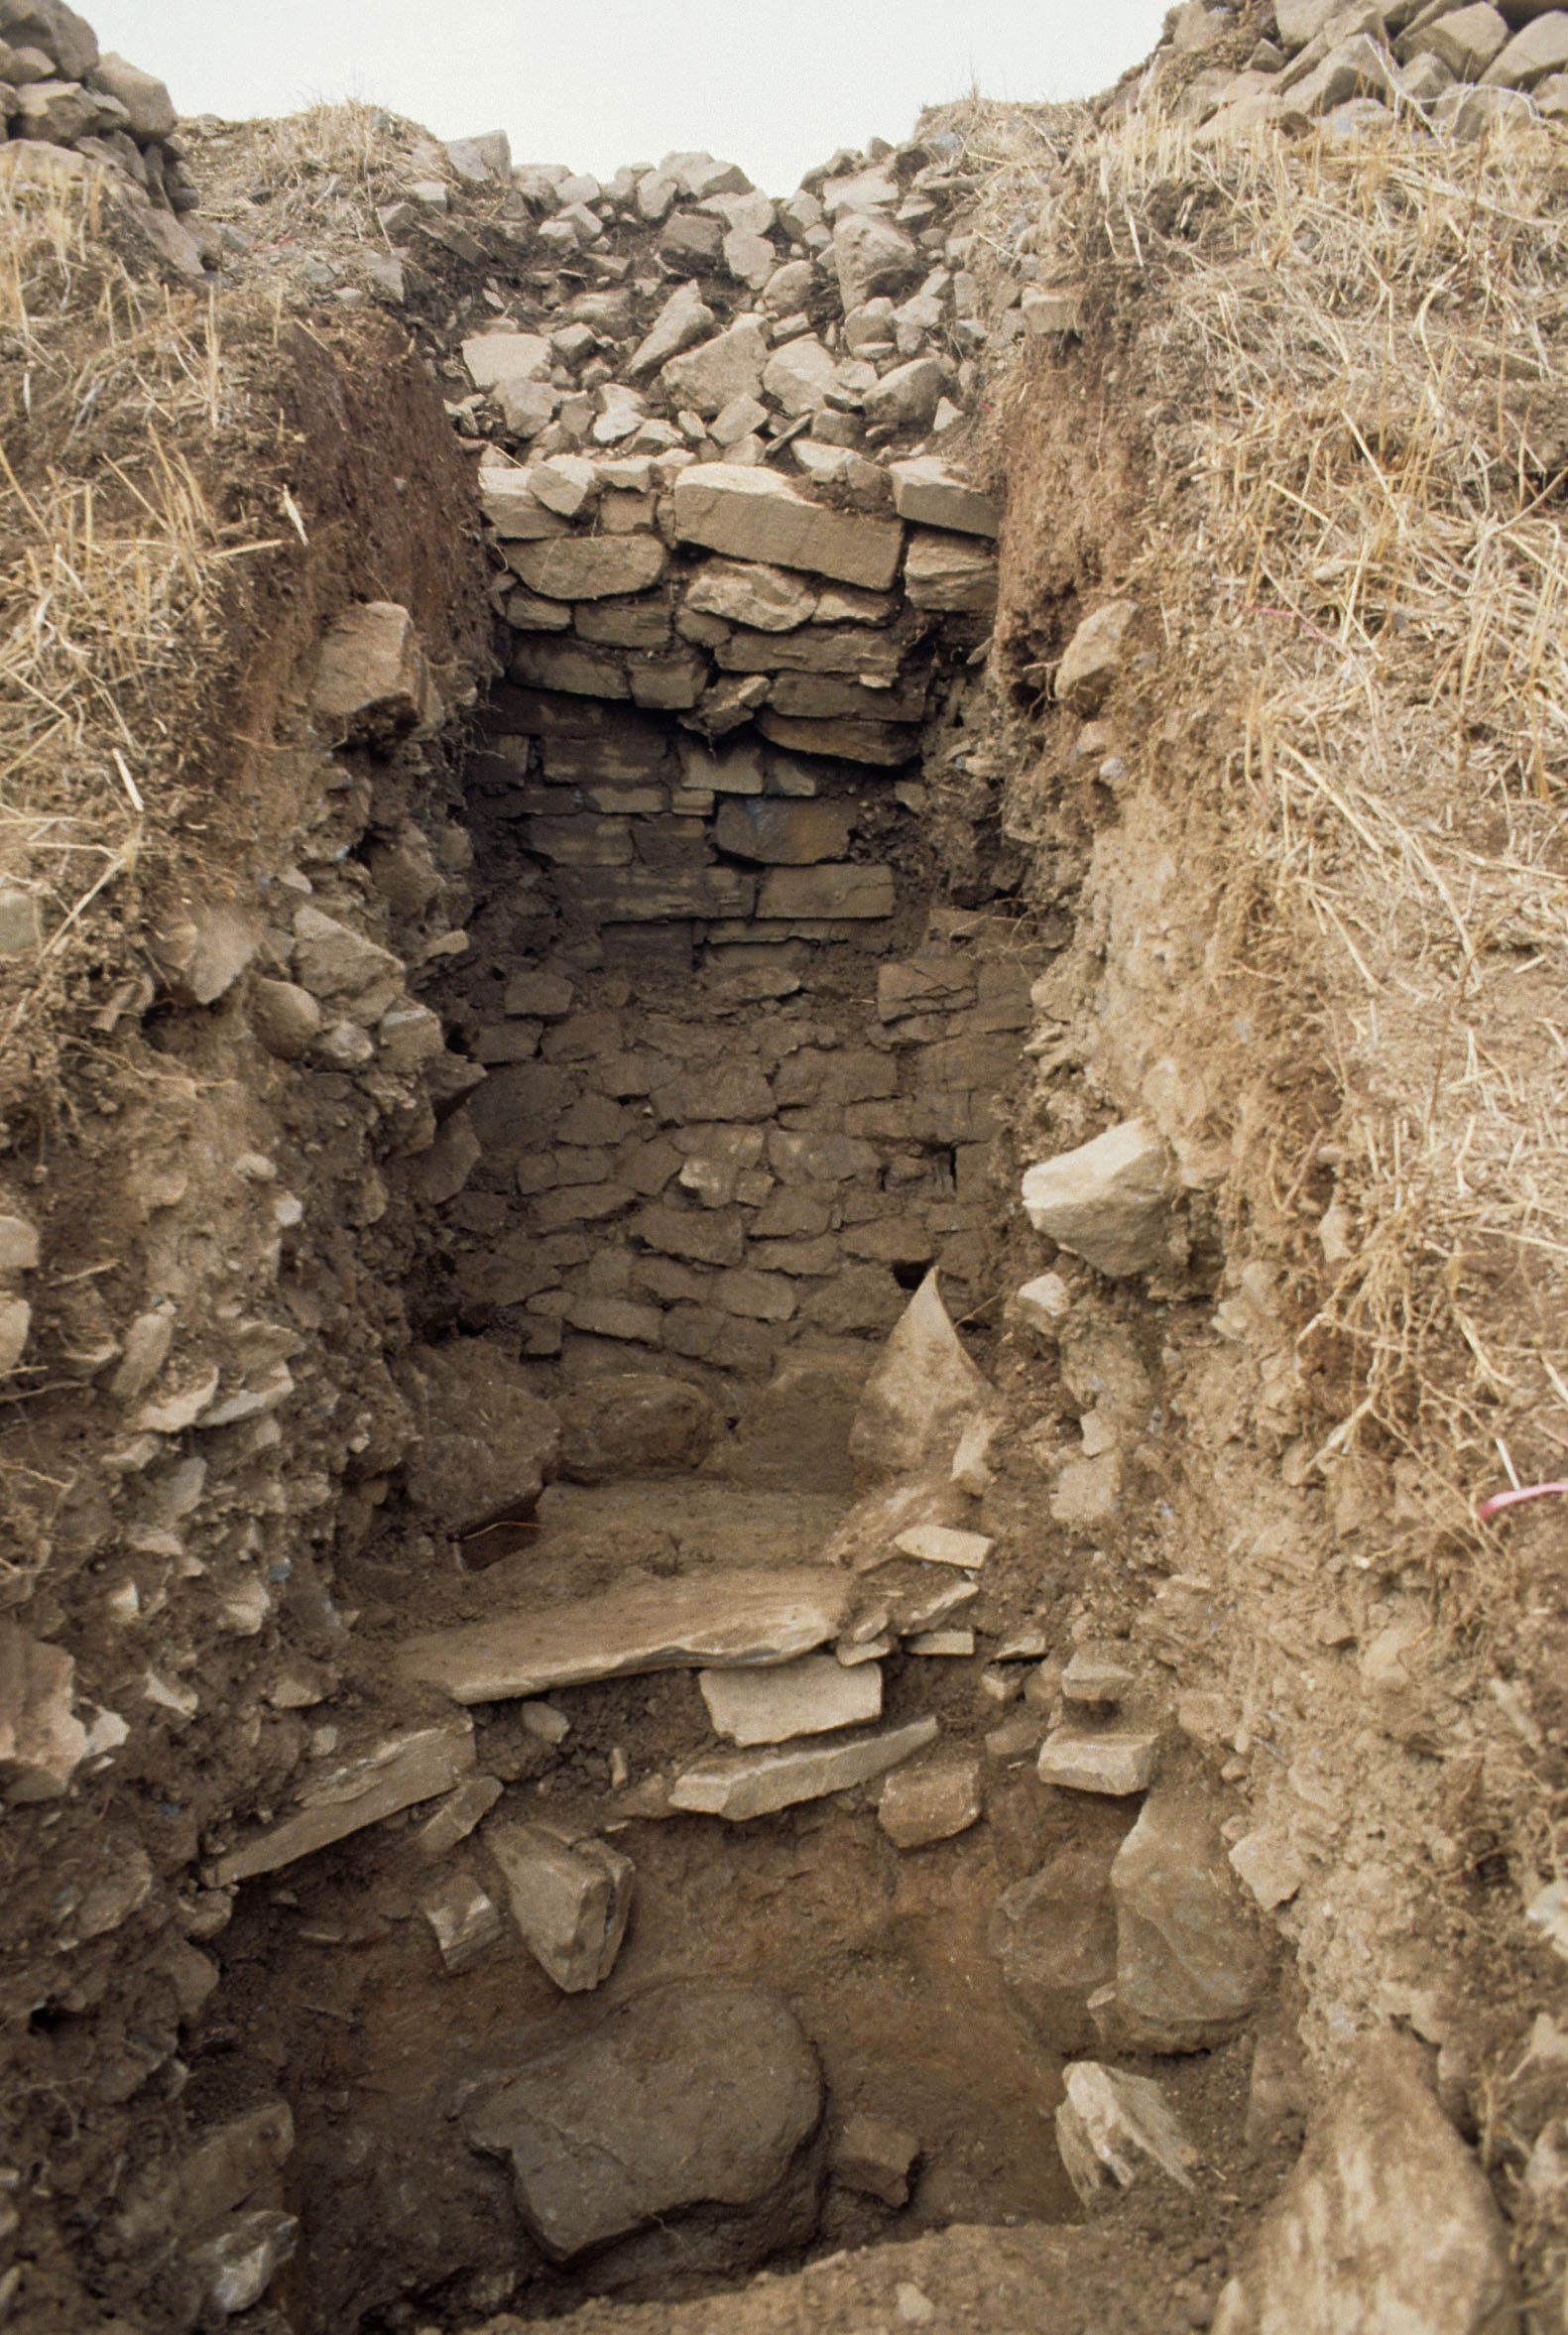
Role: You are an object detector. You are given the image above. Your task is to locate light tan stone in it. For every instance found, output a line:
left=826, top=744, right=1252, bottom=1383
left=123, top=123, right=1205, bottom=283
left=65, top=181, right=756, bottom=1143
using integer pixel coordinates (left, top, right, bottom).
left=756, top=711, right=919, bottom=766
left=673, top=463, right=905, bottom=589
left=509, top=536, right=666, bottom=601
left=904, top=530, right=999, bottom=613
left=699, top=1654, right=883, bottom=1745
left=685, top=558, right=816, bottom=632
left=669, top=1715, right=939, bottom=1819
left=398, top=1567, right=852, bottom=1702
left=888, top=456, right=999, bottom=538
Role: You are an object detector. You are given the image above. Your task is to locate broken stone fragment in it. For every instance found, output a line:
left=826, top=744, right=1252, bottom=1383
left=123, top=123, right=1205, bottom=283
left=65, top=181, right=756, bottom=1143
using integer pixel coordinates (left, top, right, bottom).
left=904, top=529, right=999, bottom=613
left=1055, top=598, right=1137, bottom=715
left=989, top=1847, right=1119, bottom=2051
left=0, top=1620, right=90, bottom=1803
left=478, top=462, right=566, bottom=537
left=1036, top=1732, right=1160, bottom=1795
left=669, top=1714, right=939, bottom=1820
left=627, top=278, right=714, bottom=378
left=1022, top=1118, right=1174, bottom=1278
left=877, top=1754, right=983, bottom=1848
left=1062, top=1649, right=1137, bottom=1704
left=686, top=556, right=817, bottom=631
left=248, top=976, right=321, bottom=1060
left=832, top=2112, right=919, bottom=2206
left=510, top=536, right=666, bottom=602
left=699, top=1653, right=883, bottom=1745
left=1110, top=1787, right=1270, bottom=2051
left=487, top=1821, right=635, bottom=1993
left=209, top=1718, right=476, bottom=1885
left=1022, top=286, right=1085, bottom=337
left=398, top=1564, right=851, bottom=1702
left=309, top=601, right=432, bottom=742
left=115, top=2101, right=295, bottom=2252
left=673, top=463, right=905, bottom=590
left=892, top=1524, right=993, bottom=1569
left=85, top=50, right=175, bottom=136
left=1228, top=1828, right=1307, bottom=1912
left=422, top=1872, right=505, bottom=1972
left=1016, top=1272, right=1072, bottom=1333
left=150, top=903, right=263, bottom=1007
left=1055, top=2062, right=1198, bottom=2206
left=833, top=208, right=921, bottom=308
left=465, top=1981, right=821, bottom=2264
left=848, top=1269, right=1000, bottom=1489
left=291, top=906, right=403, bottom=1020
left=1211, top=2033, right=1514, bottom=2335
left=188, top=2208, right=299, bottom=2317
left=662, top=315, right=768, bottom=418
left=415, top=1773, right=504, bottom=1859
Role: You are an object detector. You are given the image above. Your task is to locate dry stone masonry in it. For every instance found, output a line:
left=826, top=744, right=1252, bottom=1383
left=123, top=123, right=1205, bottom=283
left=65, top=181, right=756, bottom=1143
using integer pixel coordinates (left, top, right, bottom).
left=0, top=13, right=1547, bottom=2335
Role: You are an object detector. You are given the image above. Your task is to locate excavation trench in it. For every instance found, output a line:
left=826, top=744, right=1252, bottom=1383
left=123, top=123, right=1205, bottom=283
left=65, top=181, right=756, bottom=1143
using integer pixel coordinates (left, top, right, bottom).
left=182, top=640, right=1139, bottom=2333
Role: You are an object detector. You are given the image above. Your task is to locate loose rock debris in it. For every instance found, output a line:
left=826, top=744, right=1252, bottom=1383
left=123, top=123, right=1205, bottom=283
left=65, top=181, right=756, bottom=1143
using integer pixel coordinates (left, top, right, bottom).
left=0, top=0, right=1561, bottom=2329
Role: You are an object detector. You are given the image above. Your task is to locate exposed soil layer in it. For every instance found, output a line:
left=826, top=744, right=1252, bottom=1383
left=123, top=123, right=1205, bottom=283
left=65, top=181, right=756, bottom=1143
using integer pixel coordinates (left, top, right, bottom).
left=6, top=53, right=1568, bottom=2335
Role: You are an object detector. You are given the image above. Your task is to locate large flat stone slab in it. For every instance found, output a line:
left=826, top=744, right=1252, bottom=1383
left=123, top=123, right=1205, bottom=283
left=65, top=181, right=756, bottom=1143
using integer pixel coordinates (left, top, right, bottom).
left=756, top=710, right=920, bottom=766
left=398, top=1566, right=852, bottom=1703
left=699, top=1654, right=882, bottom=1745
left=465, top=1982, right=821, bottom=2262
left=669, top=1714, right=938, bottom=1820
left=211, top=1720, right=476, bottom=1884
left=672, top=464, right=905, bottom=589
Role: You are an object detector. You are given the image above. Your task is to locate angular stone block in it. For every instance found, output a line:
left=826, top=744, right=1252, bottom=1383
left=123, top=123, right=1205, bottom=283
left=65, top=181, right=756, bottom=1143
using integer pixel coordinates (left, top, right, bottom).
left=487, top=1823, right=635, bottom=1992
left=465, top=1983, right=821, bottom=2262
left=889, top=455, right=1000, bottom=537
left=510, top=537, right=666, bottom=601
left=699, top=1653, right=883, bottom=1745
left=673, top=463, right=905, bottom=589
left=1021, top=1119, right=1174, bottom=1278
left=757, top=864, right=895, bottom=920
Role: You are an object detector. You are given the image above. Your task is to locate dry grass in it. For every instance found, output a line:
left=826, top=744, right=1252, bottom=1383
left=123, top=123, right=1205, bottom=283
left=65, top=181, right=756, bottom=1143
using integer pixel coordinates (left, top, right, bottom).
left=1034, top=113, right=1568, bottom=1574
left=0, top=157, right=285, bottom=1075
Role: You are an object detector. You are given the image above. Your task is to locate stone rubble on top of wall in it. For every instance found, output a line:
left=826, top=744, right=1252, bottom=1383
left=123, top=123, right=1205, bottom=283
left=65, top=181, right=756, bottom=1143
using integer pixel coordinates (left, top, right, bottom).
left=0, top=0, right=209, bottom=272
left=1135, top=0, right=1568, bottom=144
left=393, top=127, right=1015, bottom=769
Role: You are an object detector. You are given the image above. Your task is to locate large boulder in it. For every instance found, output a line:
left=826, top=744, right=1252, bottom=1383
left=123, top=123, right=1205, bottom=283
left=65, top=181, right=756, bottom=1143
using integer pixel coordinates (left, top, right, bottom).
left=464, top=1983, right=823, bottom=2277
left=1213, top=2034, right=1515, bottom=2335
left=556, top=1373, right=716, bottom=1483
left=399, top=1341, right=559, bottom=1536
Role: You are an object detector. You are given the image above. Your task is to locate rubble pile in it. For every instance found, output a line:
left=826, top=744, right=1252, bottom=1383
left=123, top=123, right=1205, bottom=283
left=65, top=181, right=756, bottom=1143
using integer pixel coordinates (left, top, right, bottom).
left=1138, top=0, right=1568, bottom=141
left=0, top=0, right=210, bottom=268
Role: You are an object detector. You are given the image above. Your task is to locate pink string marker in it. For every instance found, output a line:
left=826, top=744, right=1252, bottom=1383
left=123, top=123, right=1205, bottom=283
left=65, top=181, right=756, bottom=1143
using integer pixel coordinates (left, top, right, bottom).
left=1478, top=1482, right=1568, bottom=1523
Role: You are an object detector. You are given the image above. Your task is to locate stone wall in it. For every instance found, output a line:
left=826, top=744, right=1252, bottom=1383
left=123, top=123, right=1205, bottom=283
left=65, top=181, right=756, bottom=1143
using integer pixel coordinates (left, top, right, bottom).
left=423, top=678, right=1043, bottom=1388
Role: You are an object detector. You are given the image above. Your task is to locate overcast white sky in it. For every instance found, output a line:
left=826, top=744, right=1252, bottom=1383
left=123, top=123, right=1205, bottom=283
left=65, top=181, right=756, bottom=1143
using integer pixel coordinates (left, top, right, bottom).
left=86, top=2, right=1169, bottom=194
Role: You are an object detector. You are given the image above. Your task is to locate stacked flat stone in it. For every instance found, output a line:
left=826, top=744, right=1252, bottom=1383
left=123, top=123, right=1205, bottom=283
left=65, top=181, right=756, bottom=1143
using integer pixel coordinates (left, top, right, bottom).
left=416, top=136, right=1004, bottom=766
left=1144, top=0, right=1568, bottom=141
left=0, top=0, right=203, bottom=267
